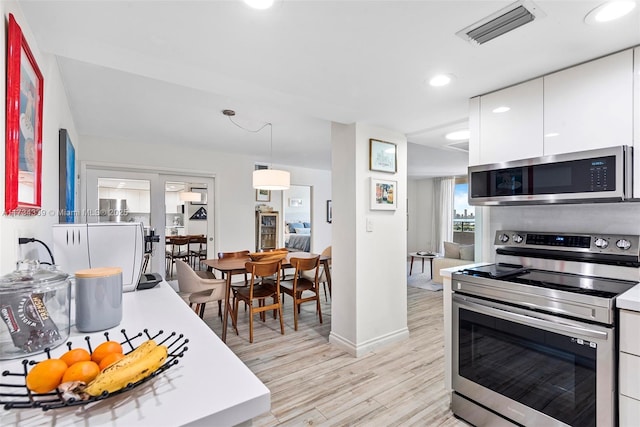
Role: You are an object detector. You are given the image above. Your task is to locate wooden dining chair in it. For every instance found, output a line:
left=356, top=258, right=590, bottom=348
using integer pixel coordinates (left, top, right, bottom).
left=175, top=260, right=226, bottom=319
left=166, top=236, right=190, bottom=277
left=302, top=246, right=332, bottom=301
left=189, top=235, right=207, bottom=270
left=234, top=259, right=285, bottom=343
left=218, top=250, right=251, bottom=311
left=281, top=255, right=322, bottom=331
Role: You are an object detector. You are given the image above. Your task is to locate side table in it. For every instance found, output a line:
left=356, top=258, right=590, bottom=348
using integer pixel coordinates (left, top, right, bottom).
left=408, top=252, right=438, bottom=278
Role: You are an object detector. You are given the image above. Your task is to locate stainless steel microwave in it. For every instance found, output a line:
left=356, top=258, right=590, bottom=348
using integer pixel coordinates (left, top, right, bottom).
left=468, top=146, right=632, bottom=205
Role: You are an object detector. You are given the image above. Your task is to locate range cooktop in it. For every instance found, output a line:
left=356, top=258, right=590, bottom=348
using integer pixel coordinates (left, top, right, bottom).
left=459, top=263, right=637, bottom=299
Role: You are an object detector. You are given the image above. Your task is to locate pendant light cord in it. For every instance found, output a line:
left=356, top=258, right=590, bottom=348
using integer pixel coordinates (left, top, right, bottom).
left=225, top=115, right=273, bottom=167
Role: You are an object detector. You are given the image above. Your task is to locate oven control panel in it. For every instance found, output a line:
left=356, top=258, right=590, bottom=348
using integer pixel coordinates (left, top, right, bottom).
left=495, top=230, right=640, bottom=257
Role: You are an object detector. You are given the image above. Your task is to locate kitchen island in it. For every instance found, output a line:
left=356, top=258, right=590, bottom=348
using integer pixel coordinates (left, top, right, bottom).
left=0, top=283, right=270, bottom=426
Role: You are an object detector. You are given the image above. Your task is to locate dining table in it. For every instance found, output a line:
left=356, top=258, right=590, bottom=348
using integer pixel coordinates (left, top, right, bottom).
left=202, top=251, right=332, bottom=342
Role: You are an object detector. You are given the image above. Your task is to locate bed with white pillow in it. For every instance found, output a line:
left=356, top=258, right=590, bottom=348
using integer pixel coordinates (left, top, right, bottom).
left=285, top=222, right=311, bottom=252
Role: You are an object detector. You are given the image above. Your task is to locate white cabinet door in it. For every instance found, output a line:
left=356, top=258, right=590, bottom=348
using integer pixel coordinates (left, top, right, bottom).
left=468, top=97, right=481, bottom=166
left=620, top=395, right=640, bottom=427
left=165, top=192, right=178, bottom=213
left=634, top=47, right=640, bottom=199
left=543, top=49, right=633, bottom=156
left=124, top=189, right=138, bottom=213
left=478, top=78, right=543, bottom=164
left=139, top=190, right=151, bottom=213
left=620, top=310, right=640, bottom=355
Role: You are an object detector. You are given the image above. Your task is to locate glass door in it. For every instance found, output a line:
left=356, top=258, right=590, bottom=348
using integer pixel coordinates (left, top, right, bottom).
left=85, top=168, right=214, bottom=280
left=161, top=175, right=214, bottom=279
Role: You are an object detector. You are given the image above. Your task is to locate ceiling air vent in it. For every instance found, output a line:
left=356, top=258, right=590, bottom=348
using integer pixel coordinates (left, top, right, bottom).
left=456, top=0, right=545, bottom=45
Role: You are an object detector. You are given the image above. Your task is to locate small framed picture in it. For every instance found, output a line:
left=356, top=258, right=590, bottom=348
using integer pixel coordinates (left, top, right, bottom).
left=369, top=139, right=397, bottom=173
left=256, top=189, right=270, bottom=202
left=370, top=178, right=397, bottom=210
left=289, top=198, right=302, bottom=207
left=326, top=200, right=332, bottom=223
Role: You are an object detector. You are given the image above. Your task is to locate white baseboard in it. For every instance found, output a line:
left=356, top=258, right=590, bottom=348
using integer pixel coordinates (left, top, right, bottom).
left=329, top=327, right=410, bottom=357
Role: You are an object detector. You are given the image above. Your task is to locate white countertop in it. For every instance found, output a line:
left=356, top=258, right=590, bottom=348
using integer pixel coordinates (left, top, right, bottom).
left=0, top=283, right=270, bottom=426
left=618, top=283, right=640, bottom=312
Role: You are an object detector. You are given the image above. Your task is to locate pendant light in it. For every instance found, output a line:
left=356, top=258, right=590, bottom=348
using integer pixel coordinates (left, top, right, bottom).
left=179, top=191, right=201, bottom=202
left=223, top=109, right=290, bottom=191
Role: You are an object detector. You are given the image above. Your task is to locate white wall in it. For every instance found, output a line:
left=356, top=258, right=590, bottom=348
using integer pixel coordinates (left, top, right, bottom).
left=0, top=3, right=79, bottom=275
left=79, top=135, right=331, bottom=256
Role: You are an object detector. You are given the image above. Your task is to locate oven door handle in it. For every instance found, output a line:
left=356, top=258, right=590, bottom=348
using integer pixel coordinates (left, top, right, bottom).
left=454, top=295, right=609, bottom=340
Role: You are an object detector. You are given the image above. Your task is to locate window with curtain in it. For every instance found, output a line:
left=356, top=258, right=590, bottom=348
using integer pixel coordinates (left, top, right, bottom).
left=454, top=177, right=475, bottom=233
left=432, top=177, right=455, bottom=254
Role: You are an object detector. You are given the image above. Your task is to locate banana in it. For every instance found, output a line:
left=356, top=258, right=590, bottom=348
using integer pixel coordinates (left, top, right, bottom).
left=101, top=339, right=158, bottom=373
left=85, top=343, right=168, bottom=396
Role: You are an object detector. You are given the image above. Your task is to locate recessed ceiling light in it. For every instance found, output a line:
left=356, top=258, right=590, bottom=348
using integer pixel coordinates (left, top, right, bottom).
left=445, top=130, right=470, bottom=141
left=544, top=132, right=560, bottom=138
left=429, top=74, right=453, bottom=87
left=585, top=1, right=636, bottom=24
left=244, top=0, right=274, bottom=9
left=492, top=106, right=511, bottom=113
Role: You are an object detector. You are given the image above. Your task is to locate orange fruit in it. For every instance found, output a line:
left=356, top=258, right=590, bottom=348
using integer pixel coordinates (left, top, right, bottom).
left=61, top=360, right=100, bottom=384
left=98, top=352, right=125, bottom=371
left=26, top=358, right=68, bottom=393
left=91, top=341, right=123, bottom=363
left=60, top=348, right=91, bottom=366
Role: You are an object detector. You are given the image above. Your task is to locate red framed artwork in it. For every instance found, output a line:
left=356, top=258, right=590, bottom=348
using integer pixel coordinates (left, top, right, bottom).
left=5, top=14, right=44, bottom=215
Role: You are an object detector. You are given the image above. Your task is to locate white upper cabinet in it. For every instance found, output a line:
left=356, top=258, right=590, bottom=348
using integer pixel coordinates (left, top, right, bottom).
left=477, top=78, right=544, bottom=165
left=543, top=50, right=633, bottom=156
left=634, top=47, right=640, bottom=199
left=468, top=97, right=481, bottom=166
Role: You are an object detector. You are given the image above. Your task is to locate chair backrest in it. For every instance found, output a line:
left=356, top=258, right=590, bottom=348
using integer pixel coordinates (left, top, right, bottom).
left=169, top=237, right=190, bottom=255
left=248, top=250, right=288, bottom=262
left=190, top=236, right=207, bottom=244
left=321, top=246, right=332, bottom=257
left=245, top=259, right=282, bottom=282
left=218, top=250, right=250, bottom=260
left=291, top=256, right=320, bottom=282
left=176, top=259, right=225, bottom=301
left=175, top=259, right=205, bottom=293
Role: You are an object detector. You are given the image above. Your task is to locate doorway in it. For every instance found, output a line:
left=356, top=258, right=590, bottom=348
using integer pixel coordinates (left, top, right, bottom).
left=283, top=185, right=312, bottom=252
left=85, top=167, right=214, bottom=279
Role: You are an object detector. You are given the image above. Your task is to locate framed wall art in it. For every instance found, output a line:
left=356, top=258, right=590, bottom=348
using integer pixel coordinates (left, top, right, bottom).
left=256, top=189, right=271, bottom=202
left=370, top=178, right=397, bottom=211
left=369, top=139, right=397, bottom=173
left=5, top=14, right=44, bottom=215
left=58, top=129, right=76, bottom=223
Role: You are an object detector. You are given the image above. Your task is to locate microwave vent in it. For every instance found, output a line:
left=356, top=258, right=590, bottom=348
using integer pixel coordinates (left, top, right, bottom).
left=456, top=0, right=545, bottom=45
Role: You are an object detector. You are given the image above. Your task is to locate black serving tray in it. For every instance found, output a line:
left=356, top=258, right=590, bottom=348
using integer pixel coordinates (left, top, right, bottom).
left=0, top=329, right=188, bottom=411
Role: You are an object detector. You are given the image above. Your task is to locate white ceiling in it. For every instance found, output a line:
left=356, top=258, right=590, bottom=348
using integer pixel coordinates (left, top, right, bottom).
left=17, top=0, right=640, bottom=178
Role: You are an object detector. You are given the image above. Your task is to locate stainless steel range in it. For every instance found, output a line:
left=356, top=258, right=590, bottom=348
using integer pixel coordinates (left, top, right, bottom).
left=451, top=230, right=640, bottom=427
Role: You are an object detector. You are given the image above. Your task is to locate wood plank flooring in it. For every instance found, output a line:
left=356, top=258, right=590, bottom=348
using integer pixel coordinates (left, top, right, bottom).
left=194, top=285, right=469, bottom=426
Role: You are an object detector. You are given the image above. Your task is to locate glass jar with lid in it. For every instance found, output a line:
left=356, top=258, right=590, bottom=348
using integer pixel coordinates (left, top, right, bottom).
left=0, top=260, right=70, bottom=360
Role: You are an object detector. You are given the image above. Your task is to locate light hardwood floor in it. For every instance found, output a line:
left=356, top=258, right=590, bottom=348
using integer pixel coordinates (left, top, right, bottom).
left=195, top=284, right=469, bottom=426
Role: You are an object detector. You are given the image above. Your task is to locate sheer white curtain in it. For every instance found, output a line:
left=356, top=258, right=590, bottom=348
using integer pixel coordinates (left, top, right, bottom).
left=432, top=177, right=455, bottom=254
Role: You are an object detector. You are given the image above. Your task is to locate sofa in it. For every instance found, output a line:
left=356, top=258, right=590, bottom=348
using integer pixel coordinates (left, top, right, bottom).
left=432, top=241, right=475, bottom=284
